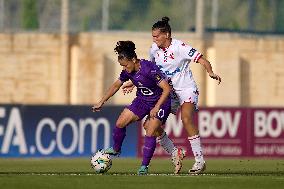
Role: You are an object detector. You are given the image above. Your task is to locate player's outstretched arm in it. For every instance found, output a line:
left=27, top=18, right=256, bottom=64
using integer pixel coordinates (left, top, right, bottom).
left=198, top=57, right=221, bottom=85
left=92, top=80, right=123, bottom=112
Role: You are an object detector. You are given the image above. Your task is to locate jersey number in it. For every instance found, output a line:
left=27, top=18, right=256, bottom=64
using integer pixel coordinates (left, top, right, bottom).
left=138, top=87, right=154, bottom=96
left=188, top=48, right=196, bottom=57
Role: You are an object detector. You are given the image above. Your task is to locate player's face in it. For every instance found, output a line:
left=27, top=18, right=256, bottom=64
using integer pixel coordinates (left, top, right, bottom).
left=152, top=29, right=168, bottom=48
left=118, top=58, right=135, bottom=73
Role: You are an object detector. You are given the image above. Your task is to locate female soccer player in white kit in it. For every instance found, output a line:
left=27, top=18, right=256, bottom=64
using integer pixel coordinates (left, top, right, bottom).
left=150, top=17, right=221, bottom=174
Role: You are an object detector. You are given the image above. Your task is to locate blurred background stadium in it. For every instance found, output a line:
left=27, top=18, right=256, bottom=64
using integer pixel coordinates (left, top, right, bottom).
left=0, top=1, right=284, bottom=187
left=0, top=0, right=284, bottom=106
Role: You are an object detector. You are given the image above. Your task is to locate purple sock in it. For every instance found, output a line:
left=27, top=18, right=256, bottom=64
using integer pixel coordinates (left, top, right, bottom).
left=142, top=136, right=156, bottom=166
left=112, top=126, right=126, bottom=152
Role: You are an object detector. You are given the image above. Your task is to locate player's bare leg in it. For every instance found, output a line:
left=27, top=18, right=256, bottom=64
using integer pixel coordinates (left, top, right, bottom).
left=181, top=103, right=206, bottom=174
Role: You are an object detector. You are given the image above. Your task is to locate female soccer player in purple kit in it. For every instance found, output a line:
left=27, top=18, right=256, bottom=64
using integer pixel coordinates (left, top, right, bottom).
left=92, top=40, right=172, bottom=175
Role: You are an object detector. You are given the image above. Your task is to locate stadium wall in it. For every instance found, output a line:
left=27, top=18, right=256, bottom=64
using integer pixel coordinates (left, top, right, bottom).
left=0, top=32, right=284, bottom=106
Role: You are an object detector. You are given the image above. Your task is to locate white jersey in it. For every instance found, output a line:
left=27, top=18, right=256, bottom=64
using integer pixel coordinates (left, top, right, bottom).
left=149, top=38, right=202, bottom=110
left=149, top=38, right=202, bottom=91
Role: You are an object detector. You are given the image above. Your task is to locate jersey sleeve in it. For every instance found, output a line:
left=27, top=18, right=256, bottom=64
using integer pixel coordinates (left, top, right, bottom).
left=118, top=70, right=129, bottom=83
left=179, top=42, right=203, bottom=63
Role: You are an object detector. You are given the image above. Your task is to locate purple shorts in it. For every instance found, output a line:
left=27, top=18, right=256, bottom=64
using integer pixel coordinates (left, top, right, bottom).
left=127, top=97, right=171, bottom=124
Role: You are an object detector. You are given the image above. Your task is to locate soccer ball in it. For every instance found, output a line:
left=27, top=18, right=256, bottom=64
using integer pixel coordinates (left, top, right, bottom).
left=91, top=150, right=112, bottom=173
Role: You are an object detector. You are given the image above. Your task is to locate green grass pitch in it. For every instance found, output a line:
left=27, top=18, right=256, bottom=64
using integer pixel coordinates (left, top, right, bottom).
left=0, top=158, right=283, bottom=189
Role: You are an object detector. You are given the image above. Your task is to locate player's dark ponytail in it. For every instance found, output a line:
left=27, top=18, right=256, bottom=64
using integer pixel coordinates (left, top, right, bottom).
left=162, top=17, right=170, bottom=23
left=152, top=16, right=171, bottom=36
left=114, top=41, right=137, bottom=60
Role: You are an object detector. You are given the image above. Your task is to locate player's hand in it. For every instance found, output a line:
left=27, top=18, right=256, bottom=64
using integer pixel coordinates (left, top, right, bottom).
left=92, top=102, right=104, bottom=112
left=122, top=81, right=135, bottom=95
left=209, top=73, right=221, bottom=85
left=150, top=106, right=160, bottom=119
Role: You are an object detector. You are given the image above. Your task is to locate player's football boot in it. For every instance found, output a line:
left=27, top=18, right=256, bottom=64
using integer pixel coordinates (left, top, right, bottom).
left=189, top=161, right=206, bottom=174
left=171, top=148, right=186, bottom=174
left=102, top=147, right=121, bottom=156
left=137, top=165, right=148, bottom=175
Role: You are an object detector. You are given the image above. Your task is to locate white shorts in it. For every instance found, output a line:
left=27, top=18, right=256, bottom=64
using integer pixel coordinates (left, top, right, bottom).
left=170, top=88, right=199, bottom=114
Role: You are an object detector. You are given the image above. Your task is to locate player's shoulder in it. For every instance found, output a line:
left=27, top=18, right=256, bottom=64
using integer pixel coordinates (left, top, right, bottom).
left=141, top=59, right=155, bottom=68
left=120, top=69, right=128, bottom=76
left=119, top=69, right=129, bottom=82
left=172, top=38, right=189, bottom=48
left=150, top=42, right=158, bottom=49
left=140, top=59, right=158, bottom=72
left=150, top=43, right=159, bottom=52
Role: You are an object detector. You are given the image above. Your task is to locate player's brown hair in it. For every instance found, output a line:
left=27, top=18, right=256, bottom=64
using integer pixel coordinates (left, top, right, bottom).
left=152, top=16, right=171, bottom=36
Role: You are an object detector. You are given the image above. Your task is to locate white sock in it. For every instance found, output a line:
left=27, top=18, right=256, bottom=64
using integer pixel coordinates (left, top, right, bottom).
left=188, top=135, right=204, bottom=163
left=157, top=131, right=177, bottom=155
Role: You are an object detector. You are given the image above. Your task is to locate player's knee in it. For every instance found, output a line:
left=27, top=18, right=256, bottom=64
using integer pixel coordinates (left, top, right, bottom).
left=143, top=123, right=147, bottom=130
left=115, top=120, right=126, bottom=128
left=145, top=130, right=155, bottom=137
left=155, top=127, right=164, bottom=137
left=146, top=127, right=163, bottom=137
left=153, top=130, right=160, bottom=137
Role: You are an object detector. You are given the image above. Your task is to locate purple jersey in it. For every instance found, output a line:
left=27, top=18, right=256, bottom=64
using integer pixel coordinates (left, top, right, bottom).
left=119, top=59, right=166, bottom=103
